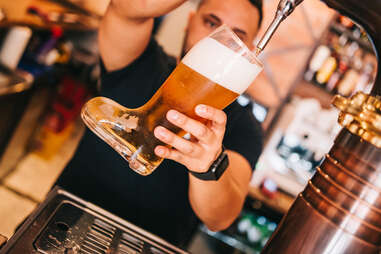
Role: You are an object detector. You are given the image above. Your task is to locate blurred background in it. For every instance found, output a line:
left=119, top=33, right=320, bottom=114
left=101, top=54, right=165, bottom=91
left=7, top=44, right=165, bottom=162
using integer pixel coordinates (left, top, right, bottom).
left=0, top=0, right=377, bottom=253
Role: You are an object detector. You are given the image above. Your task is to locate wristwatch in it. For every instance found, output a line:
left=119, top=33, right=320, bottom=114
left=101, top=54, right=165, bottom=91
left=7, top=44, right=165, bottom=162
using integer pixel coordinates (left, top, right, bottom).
left=189, top=146, right=229, bottom=181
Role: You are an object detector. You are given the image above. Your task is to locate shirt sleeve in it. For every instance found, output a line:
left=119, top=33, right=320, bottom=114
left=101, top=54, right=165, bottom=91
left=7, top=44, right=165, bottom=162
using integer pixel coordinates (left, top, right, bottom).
left=223, top=102, right=264, bottom=171
left=99, top=39, right=176, bottom=108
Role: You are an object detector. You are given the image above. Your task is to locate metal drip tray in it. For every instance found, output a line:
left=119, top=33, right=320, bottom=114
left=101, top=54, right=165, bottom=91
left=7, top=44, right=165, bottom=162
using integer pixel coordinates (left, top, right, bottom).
left=0, top=187, right=188, bottom=254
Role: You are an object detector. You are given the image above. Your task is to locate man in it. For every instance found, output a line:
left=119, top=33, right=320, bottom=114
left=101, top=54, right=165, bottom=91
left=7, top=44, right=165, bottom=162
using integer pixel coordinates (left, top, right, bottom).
left=55, top=0, right=264, bottom=247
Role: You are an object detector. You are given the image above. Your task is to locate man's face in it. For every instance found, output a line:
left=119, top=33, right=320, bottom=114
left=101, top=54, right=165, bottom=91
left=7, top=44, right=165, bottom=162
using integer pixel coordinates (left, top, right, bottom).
left=183, top=0, right=260, bottom=56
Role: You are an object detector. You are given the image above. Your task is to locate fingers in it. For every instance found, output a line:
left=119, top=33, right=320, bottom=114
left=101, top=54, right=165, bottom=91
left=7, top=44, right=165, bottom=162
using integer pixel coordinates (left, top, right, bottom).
left=154, top=126, right=200, bottom=156
left=155, top=146, right=187, bottom=165
left=155, top=145, right=213, bottom=173
left=154, top=106, right=228, bottom=173
left=166, top=110, right=213, bottom=144
left=195, top=105, right=227, bottom=133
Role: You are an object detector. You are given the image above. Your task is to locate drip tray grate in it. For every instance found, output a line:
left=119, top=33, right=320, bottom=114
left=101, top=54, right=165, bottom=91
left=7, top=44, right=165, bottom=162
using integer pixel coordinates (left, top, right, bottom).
left=0, top=187, right=188, bottom=254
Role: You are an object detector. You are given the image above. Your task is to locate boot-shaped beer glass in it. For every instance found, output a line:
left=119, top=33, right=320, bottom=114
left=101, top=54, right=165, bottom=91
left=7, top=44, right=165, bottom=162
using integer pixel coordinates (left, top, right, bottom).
left=81, top=25, right=263, bottom=176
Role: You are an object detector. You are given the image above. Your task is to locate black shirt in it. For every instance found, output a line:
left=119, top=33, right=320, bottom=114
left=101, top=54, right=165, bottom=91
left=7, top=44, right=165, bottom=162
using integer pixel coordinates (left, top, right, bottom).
left=55, top=39, right=263, bottom=247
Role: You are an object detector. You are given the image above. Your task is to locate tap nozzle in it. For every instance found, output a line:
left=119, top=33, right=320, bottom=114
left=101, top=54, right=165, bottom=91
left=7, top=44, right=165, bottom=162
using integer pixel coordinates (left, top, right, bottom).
left=256, top=0, right=304, bottom=55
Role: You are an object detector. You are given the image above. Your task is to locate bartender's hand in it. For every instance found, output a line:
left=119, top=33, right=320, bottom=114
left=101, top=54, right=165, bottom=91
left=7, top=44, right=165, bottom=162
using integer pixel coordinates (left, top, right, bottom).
left=154, top=104, right=226, bottom=173
left=154, top=104, right=252, bottom=232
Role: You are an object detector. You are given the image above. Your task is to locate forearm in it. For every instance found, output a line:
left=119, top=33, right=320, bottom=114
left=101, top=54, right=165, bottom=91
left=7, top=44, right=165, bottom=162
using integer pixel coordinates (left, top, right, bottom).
left=188, top=150, right=252, bottom=231
left=110, top=0, right=188, bottom=19
left=99, top=0, right=187, bottom=71
left=99, top=5, right=153, bottom=71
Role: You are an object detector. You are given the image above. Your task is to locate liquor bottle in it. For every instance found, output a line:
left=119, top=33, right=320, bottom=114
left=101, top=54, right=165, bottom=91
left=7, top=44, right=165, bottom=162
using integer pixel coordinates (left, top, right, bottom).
left=352, top=47, right=364, bottom=71
left=337, top=68, right=360, bottom=96
left=304, top=45, right=331, bottom=82
left=315, top=55, right=337, bottom=86
left=315, top=34, right=350, bottom=86
left=352, top=26, right=362, bottom=39
left=363, top=53, right=378, bottom=78
left=353, top=62, right=375, bottom=94
left=331, top=42, right=360, bottom=96
left=335, top=34, right=349, bottom=55
left=326, top=55, right=348, bottom=91
left=326, top=41, right=355, bottom=91
left=0, top=26, right=32, bottom=70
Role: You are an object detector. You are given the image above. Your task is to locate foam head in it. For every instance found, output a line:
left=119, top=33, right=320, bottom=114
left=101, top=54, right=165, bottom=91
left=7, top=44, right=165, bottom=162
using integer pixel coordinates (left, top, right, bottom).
left=182, top=37, right=262, bottom=94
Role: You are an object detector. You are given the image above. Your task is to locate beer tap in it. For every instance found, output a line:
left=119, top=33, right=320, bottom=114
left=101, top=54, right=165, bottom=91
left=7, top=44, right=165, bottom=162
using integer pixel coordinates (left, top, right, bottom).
left=260, top=0, right=381, bottom=251
left=256, top=0, right=304, bottom=55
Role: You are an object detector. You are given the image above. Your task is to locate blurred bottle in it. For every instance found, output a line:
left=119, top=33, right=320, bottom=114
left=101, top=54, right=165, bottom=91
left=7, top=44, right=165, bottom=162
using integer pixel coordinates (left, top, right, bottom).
left=0, top=26, right=32, bottom=70
left=305, top=45, right=331, bottom=82
left=353, top=62, right=375, bottom=94
left=335, top=34, right=349, bottom=55
left=37, top=27, right=63, bottom=65
left=327, top=42, right=358, bottom=94
left=363, top=53, right=378, bottom=79
left=337, top=69, right=360, bottom=96
left=305, top=15, right=376, bottom=97
left=351, top=46, right=364, bottom=71
left=316, top=56, right=337, bottom=86
left=315, top=34, right=349, bottom=86
left=336, top=42, right=361, bottom=96
left=326, top=53, right=348, bottom=91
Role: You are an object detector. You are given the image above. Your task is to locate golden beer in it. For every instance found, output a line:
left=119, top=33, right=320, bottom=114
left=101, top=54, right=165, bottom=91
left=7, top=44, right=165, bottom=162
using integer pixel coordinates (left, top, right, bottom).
left=82, top=25, right=262, bottom=175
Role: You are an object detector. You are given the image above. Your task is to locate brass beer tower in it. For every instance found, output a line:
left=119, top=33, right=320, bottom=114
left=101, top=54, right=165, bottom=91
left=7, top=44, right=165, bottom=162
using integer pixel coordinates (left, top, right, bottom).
left=258, top=0, right=381, bottom=253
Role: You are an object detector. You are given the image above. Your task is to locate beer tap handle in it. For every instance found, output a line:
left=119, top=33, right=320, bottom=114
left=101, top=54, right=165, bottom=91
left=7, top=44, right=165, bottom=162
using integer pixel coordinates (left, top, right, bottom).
left=256, top=0, right=304, bottom=55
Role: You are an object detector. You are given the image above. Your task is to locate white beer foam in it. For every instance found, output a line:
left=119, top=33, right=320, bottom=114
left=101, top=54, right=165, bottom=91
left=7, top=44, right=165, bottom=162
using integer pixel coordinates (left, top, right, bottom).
left=182, top=37, right=262, bottom=94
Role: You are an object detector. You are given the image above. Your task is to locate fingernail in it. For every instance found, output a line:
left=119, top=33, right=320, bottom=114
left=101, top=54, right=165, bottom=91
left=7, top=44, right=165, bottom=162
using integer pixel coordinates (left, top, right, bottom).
left=196, top=105, right=207, bottom=114
left=158, top=127, right=168, bottom=138
left=156, top=147, right=165, bottom=156
left=154, top=127, right=166, bottom=139
left=169, top=110, right=179, bottom=120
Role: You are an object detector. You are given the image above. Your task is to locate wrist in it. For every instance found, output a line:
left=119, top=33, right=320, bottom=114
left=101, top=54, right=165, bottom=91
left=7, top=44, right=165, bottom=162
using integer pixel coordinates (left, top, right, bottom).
left=188, top=146, right=229, bottom=181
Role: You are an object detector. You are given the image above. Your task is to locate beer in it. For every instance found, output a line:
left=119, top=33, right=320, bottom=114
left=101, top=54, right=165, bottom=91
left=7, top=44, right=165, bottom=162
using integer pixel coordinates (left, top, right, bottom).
left=82, top=26, right=262, bottom=175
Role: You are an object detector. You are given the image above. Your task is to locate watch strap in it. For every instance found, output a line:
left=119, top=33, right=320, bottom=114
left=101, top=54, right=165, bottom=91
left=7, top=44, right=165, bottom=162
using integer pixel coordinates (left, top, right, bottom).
left=189, top=146, right=229, bottom=181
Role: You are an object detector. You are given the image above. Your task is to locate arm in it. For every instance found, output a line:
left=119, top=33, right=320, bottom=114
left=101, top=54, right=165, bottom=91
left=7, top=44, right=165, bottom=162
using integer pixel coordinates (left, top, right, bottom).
left=99, top=0, right=187, bottom=71
left=154, top=105, right=254, bottom=231
left=188, top=150, right=252, bottom=231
